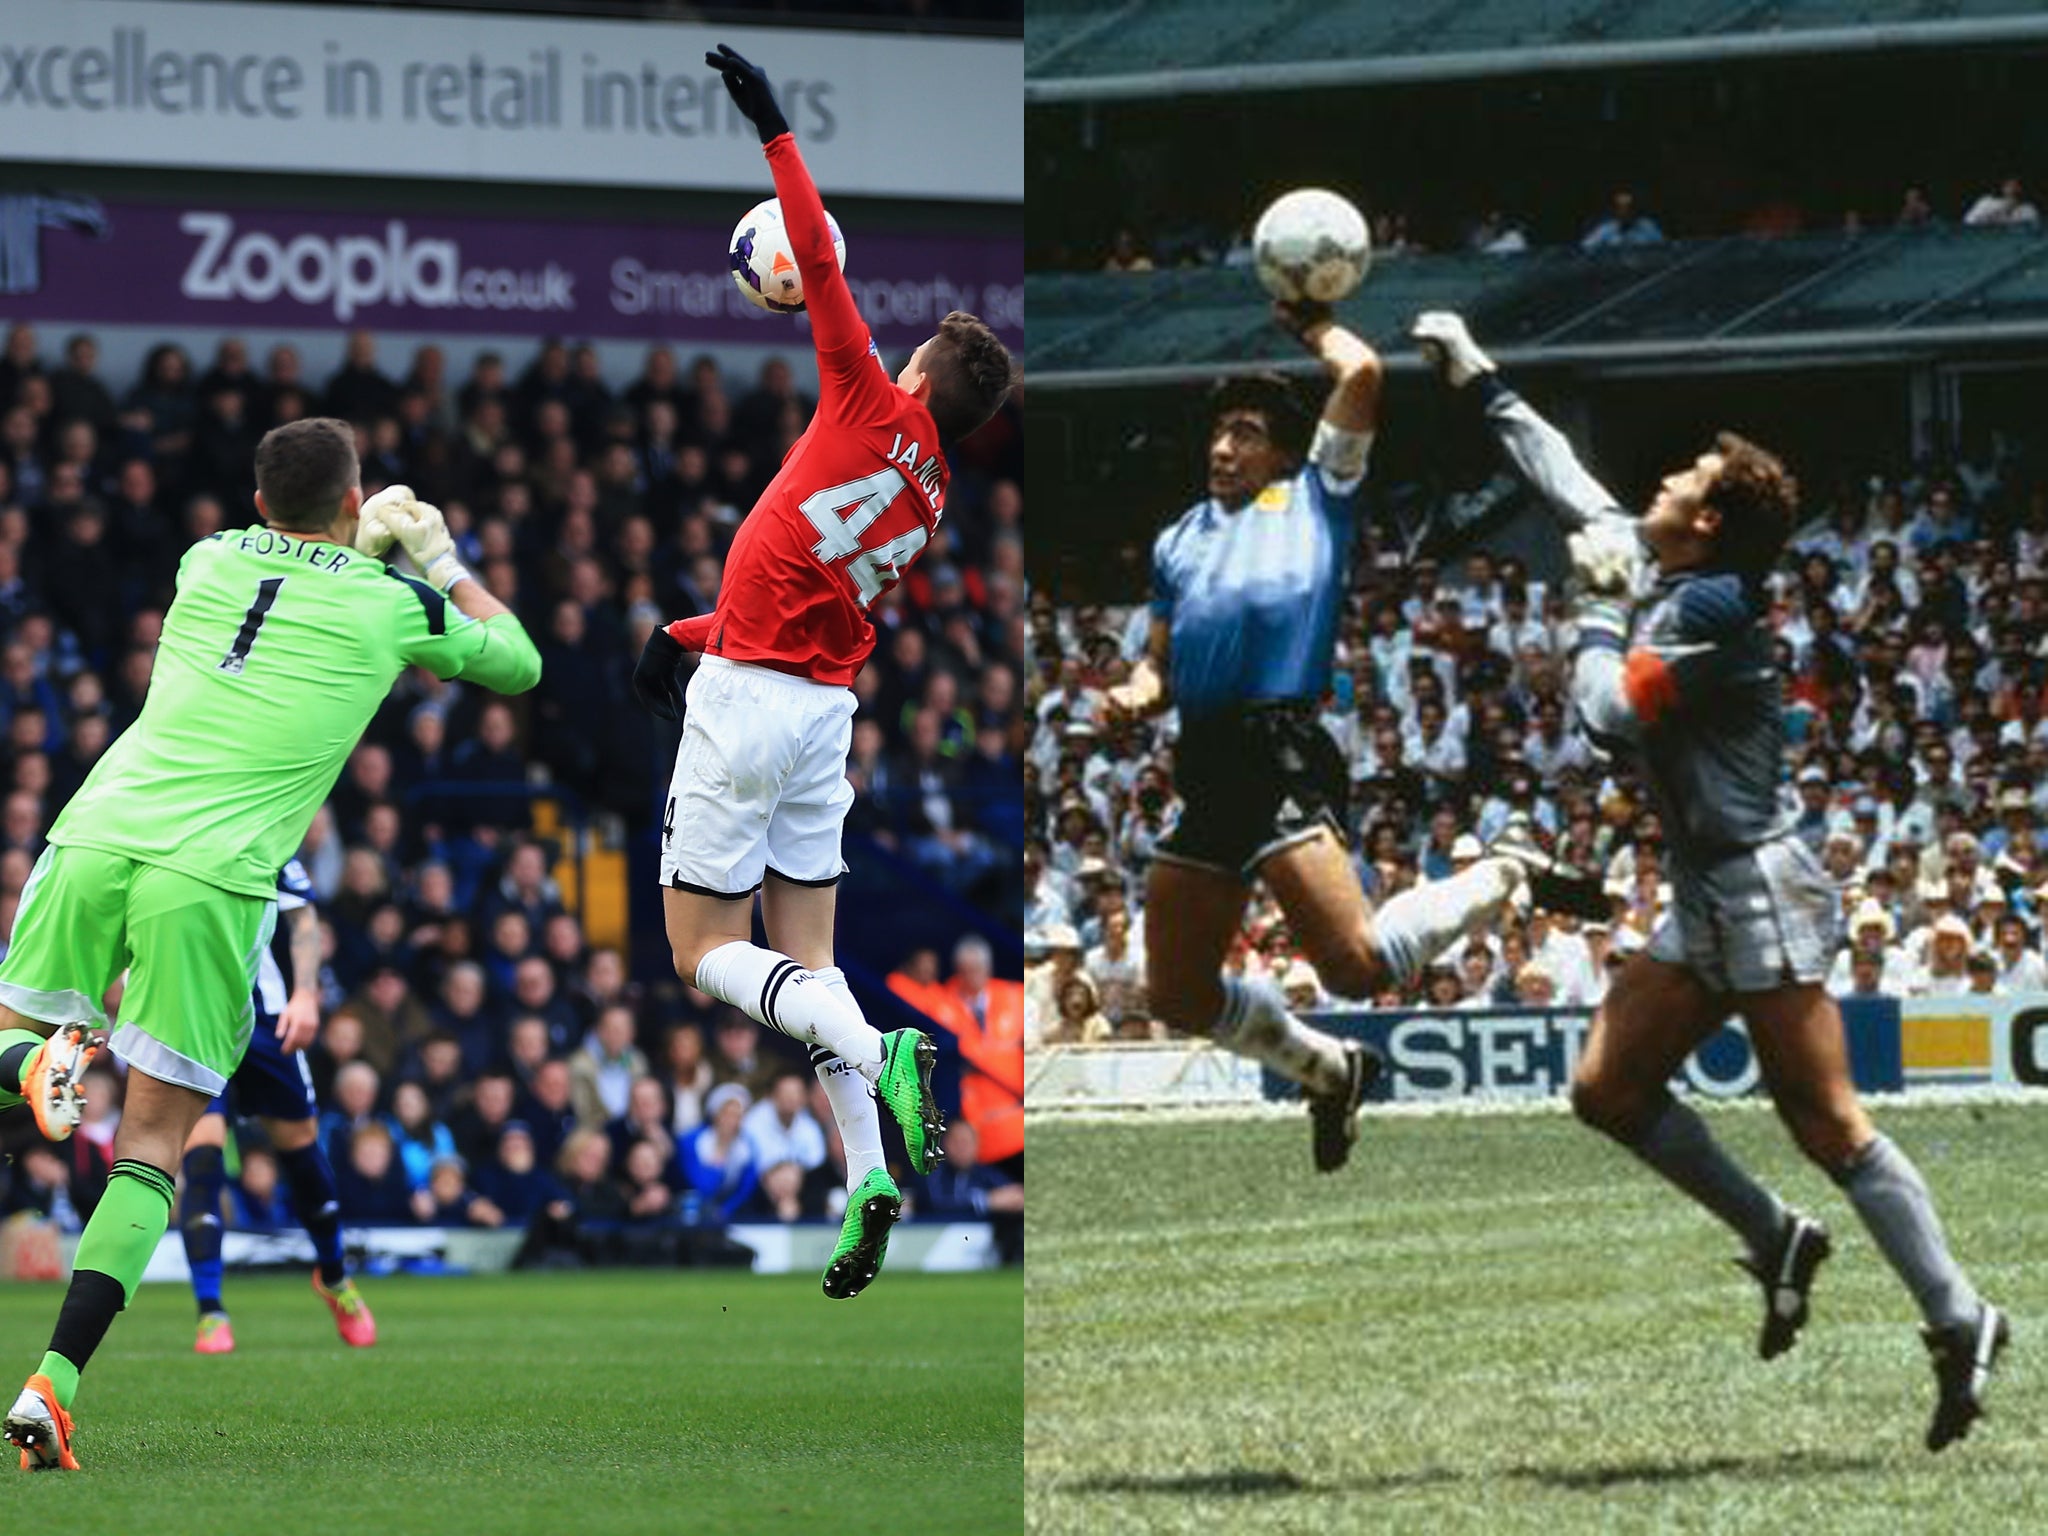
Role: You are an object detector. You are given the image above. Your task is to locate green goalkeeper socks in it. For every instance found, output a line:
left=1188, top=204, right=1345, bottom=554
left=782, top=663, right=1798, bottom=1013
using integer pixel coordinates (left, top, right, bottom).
left=73, top=1161, right=176, bottom=1304
left=0, top=1025, right=47, bottom=1105
left=36, top=1160, right=177, bottom=1409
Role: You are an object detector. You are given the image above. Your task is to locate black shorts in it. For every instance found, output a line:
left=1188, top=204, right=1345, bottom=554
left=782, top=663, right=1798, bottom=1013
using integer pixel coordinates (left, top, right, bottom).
left=1156, top=704, right=1349, bottom=879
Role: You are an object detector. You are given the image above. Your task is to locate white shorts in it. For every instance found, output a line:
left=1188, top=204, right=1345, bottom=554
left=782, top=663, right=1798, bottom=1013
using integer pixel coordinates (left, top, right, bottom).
left=659, top=656, right=857, bottom=898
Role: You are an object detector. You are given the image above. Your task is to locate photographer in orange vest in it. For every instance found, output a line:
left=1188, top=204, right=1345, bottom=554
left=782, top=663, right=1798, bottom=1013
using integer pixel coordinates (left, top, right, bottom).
left=890, top=937, right=1023, bottom=1176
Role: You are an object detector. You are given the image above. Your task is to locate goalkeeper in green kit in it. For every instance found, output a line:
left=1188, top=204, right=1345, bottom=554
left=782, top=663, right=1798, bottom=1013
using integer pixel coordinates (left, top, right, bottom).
left=0, top=418, right=540, bottom=1471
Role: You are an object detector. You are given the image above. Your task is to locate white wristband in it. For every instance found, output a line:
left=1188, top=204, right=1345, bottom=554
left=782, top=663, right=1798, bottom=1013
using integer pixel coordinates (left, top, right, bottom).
left=1309, top=418, right=1374, bottom=482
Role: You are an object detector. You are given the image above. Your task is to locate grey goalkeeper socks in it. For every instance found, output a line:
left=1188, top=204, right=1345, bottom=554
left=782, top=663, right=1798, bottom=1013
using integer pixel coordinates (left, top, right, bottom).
left=1836, top=1134, right=1980, bottom=1331
left=1627, top=1095, right=1787, bottom=1259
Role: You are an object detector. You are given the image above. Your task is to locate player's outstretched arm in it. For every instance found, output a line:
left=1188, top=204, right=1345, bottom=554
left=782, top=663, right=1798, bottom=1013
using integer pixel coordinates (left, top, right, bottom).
left=1276, top=300, right=1380, bottom=489
left=444, top=575, right=542, bottom=694
left=707, top=44, right=866, bottom=361
left=386, top=501, right=541, bottom=694
left=1413, top=311, right=1622, bottom=532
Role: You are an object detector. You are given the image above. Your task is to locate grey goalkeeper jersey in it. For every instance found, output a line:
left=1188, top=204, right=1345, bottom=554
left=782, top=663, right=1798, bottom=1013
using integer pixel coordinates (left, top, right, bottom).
left=1479, top=381, right=1796, bottom=867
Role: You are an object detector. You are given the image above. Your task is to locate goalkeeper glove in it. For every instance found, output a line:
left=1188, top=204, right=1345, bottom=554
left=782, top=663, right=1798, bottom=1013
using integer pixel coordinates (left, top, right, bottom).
left=1567, top=514, right=1646, bottom=599
left=1410, top=311, right=1495, bottom=388
left=388, top=501, right=467, bottom=591
left=705, top=44, right=789, bottom=144
left=632, top=626, right=690, bottom=722
left=354, top=483, right=413, bottom=557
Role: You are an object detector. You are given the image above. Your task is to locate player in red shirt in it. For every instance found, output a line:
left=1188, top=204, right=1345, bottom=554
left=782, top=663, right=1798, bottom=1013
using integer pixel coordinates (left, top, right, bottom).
left=631, top=44, right=1016, bottom=1299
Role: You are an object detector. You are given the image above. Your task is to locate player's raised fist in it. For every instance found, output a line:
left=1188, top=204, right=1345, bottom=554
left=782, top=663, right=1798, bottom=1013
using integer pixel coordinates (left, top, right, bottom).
left=388, top=501, right=466, bottom=592
left=705, top=44, right=789, bottom=144
left=1272, top=298, right=1334, bottom=342
left=354, top=483, right=413, bottom=557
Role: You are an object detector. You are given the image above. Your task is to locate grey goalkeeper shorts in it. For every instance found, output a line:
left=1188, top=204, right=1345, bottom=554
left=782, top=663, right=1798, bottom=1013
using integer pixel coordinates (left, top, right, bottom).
left=1647, top=835, right=1840, bottom=995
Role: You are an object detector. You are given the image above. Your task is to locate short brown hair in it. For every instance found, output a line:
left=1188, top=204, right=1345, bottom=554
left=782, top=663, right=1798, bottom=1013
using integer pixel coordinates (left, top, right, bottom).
left=1701, top=431, right=1799, bottom=582
left=921, top=312, right=1015, bottom=445
left=254, top=417, right=358, bottom=532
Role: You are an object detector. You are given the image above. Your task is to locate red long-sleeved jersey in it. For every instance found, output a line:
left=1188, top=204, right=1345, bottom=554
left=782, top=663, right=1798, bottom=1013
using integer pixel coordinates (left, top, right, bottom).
left=667, top=133, right=947, bottom=687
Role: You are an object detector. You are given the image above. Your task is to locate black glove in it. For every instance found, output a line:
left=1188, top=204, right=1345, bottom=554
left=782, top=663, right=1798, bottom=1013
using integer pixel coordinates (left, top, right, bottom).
left=705, top=44, right=789, bottom=145
left=632, top=626, right=689, bottom=722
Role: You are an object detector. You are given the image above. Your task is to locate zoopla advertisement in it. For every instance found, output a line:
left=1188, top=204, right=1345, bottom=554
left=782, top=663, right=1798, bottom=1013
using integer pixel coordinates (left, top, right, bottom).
left=0, top=195, right=1022, bottom=349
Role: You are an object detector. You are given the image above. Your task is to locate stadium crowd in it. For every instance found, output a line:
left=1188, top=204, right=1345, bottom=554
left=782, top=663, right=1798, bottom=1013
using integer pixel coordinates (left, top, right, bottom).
left=0, top=320, right=1025, bottom=1256
left=1088, top=176, right=2042, bottom=273
left=1024, top=438, right=2048, bottom=1046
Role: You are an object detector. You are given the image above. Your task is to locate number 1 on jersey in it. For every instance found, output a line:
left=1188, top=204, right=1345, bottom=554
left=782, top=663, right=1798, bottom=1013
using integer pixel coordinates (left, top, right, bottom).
left=220, top=576, right=286, bottom=674
left=798, top=467, right=930, bottom=609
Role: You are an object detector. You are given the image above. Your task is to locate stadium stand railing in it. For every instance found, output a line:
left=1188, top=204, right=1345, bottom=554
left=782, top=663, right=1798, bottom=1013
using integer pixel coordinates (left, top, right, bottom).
left=1026, top=0, right=2048, bottom=97
left=1028, top=228, right=2048, bottom=386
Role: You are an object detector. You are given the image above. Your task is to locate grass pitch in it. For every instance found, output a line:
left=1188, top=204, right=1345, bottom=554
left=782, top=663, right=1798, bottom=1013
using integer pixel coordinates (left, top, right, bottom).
left=1027, top=1101, right=2046, bottom=1535
left=0, top=1267, right=1019, bottom=1535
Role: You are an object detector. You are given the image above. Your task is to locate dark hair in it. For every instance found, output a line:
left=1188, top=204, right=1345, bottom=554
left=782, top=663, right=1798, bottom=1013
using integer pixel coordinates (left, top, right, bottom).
left=1208, top=373, right=1311, bottom=461
left=922, top=311, right=1015, bottom=445
left=254, top=417, right=359, bottom=531
left=1700, top=431, right=1798, bottom=582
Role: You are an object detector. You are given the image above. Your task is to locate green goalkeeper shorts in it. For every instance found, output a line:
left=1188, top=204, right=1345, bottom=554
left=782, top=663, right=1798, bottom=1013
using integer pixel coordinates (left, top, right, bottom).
left=0, top=844, right=275, bottom=1096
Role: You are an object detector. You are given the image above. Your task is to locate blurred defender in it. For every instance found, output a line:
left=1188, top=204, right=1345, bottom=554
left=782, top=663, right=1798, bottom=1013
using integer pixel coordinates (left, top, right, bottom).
left=178, top=859, right=374, bottom=1356
left=1415, top=311, right=2005, bottom=1451
left=631, top=45, right=1016, bottom=1300
left=0, top=426, right=539, bottom=1470
left=1105, top=302, right=1544, bottom=1172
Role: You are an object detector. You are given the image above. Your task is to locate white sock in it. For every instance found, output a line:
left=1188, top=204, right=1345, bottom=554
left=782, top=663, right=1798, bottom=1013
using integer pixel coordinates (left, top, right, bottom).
left=811, top=967, right=887, bottom=1187
left=695, top=941, right=886, bottom=1076
left=1214, top=976, right=1347, bottom=1096
left=1372, top=858, right=1521, bottom=987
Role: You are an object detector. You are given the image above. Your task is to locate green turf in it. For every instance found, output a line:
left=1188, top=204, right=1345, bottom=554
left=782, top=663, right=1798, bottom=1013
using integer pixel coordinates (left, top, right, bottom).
left=1027, top=1102, right=2046, bottom=1535
left=0, top=1267, right=1020, bottom=1535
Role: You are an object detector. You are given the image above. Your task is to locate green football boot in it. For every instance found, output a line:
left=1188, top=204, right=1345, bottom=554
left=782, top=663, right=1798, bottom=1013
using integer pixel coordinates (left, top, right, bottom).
left=823, top=1168, right=902, bottom=1300
left=876, top=1029, right=944, bottom=1175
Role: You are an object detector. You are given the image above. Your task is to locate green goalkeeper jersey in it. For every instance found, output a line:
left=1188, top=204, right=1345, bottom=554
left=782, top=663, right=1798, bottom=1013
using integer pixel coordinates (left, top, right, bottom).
left=50, top=526, right=542, bottom=900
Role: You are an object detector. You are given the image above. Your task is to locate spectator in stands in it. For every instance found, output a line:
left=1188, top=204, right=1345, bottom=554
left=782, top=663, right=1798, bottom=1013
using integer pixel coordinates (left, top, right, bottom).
left=680, top=1084, right=760, bottom=1225
left=923, top=1121, right=1023, bottom=1220
left=475, top=1122, right=560, bottom=1227
left=1963, top=175, right=2040, bottom=227
left=742, top=1070, right=826, bottom=1183
left=1102, top=229, right=1156, bottom=274
left=423, top=1155, right=498, bottom=1228
left=570, top=1004, right=650, bottom=1126
left=232, top=1148, right=292, bottom=1231
left=335, top=1123, right=417, bottom=1225
left=318, top=1061, right=387, bottom=1165
left=1582, top=189, right=1665, bottom=249
left=663, top=1024, right=711, bottom=1135
left=389, top=1081, right=457, bottom=1191
left=618, top=1138, right=677, bottom=1226
left=1897, top=185, right=1938, bottom=229
left=1469, top=210, right=1529, bottom=255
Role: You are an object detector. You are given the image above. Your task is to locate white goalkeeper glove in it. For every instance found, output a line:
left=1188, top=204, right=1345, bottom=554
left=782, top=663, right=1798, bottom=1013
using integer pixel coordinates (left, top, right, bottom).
left=1411, top=311, right=1495, bottom=388
left=387, top=501, right=467, bottom=591
left=354, top=483, right=414, bottom=557
left=1567, top=513, right=1646, bottom=598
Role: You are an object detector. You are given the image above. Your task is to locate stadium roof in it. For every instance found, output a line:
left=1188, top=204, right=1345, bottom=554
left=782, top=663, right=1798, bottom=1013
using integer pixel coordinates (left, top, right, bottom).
left=1027, top=0, right=2048, bottom=101
left=1027, top=227, right=2048, bottom=388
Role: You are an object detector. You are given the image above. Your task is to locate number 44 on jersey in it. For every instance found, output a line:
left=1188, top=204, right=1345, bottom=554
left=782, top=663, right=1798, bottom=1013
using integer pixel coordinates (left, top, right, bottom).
left=799, top=431, right=946, bottom=609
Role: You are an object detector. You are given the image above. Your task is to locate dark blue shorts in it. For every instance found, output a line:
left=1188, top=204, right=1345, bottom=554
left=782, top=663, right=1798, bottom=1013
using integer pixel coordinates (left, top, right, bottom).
left=205, top=1009, right=317, bottom=1124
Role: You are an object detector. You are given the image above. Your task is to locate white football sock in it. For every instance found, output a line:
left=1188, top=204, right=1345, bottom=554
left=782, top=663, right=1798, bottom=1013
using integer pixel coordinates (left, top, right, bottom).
left=1372, top=858, right=1522, bottom=988
left=811, top=967, right=887, bottom=1187
left=1214, top=976, right=1348, bottom=1096
left=695, top=942, right=885, bottom=1077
